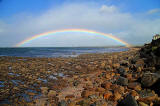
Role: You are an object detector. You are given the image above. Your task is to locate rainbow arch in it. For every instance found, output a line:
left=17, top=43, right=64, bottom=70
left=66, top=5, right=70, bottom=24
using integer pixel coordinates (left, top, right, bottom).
left=15, top=29, right=131, bottom=47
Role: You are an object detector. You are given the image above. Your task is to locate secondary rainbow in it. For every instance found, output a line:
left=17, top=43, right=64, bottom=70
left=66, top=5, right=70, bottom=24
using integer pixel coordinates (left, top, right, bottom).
left=15, top=29, right=131, bottom=47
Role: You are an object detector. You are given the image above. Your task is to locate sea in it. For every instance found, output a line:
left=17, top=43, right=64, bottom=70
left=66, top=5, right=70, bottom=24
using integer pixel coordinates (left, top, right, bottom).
left=0, top=47, right=129, bottom=57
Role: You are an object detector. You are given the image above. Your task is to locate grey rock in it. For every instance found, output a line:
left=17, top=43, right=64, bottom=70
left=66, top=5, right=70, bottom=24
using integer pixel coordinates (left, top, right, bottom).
left=118, top=94, right=138, bottom=106
left=141, top=72, right=160, bottom=87
left=117, top=67, right=127, bottom=76
left=117, top=76, right=128, bottom=86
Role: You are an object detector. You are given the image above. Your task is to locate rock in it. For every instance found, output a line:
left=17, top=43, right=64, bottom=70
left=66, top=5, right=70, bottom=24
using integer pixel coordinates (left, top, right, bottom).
left=120, top=60, right=129, bottom=67
left=73, top=80, right=80, bottom=86
left=126, top=74, right=132, bottom=80
left=105, top=73, right=111, bottom=79
left=101, top=61, right=106, bottom=69
left=135, top=59, right=145, bottom=67
left=81, top=90, right=95, bottom=98
left=117, top=76, right=128, bottom=86
left=113, top=63, right=120, bottom=69
left=58, top=100, right=67, bottom=106
left=139, top=102, right=148, bottom=106
left=68, top=102, right=76, bottom=106
left=91, top=99, right=108, bottom=106
left=113, top=91, right=122, bottom=101
left=77, top=99, right=90, bottom=106
left=40, top=87, right=48, bottom=95
left=141, top=72, right=159, bottom=87
left=103, top=91, right=112, bottom=100
left=117, top=67, right=127, bottom=77
left=65, top=95, right=75, bottom=99
left=118, top=94, right=138, bottom=106
left=96, top=87, right=105, bottom=92
left=138, top=89, right=158, bottom=103
left=48, top=90, right=56, bottom=97
left=128, top=82, right=141, bottom=91
left=101, top=81, right=112, bottom=89
left=27, top=92, right=36, bottom=96
left=113, top=86, right=125, bottom=94
left=130, top=90, right=139, bottom=99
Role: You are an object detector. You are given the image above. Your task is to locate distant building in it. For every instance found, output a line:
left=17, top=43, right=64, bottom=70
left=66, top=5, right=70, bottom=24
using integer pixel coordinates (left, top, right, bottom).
left=153, top=34, right=160, bottom=40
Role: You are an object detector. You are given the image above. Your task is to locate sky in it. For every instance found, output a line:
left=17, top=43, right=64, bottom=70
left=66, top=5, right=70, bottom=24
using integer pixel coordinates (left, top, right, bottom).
left=0, top=0, right=160, bottom=47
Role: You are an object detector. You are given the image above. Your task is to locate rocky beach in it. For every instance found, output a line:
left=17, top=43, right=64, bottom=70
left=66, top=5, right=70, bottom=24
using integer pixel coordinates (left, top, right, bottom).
left=0, top=39, right=160, bottom=106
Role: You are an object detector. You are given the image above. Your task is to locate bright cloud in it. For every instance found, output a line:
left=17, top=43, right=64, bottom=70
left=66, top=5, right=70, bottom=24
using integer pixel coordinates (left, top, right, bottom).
left=0, top=3, right=160, bottom=47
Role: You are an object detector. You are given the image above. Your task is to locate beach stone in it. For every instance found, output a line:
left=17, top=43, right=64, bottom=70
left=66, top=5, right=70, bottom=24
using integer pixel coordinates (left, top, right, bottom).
left=126, top=74, right=132, bottom=80
left=128, top=82, right=141, bottom=91
left=138, top=102, right=148, bottom=106
left=58, top=100, right=67, bottom=106
left=96, top=87, right=105, bottom=92
left=105, top=74, right=111, bottom=79
left=92, top=100, right=108, bottom=106
left=120, top=60, right=129, bottom=67
left=101, top=81, right=112, bottom=89
left=112, top=91, right=122, bottom=101
left=118, top=94, right=138, bottom=106
left=77, top=99, right=90, bottom=106
left=73, top=80, right=80, bottom=86
left=48, top=90, right=56, bottom=97
left=117, top=68, right=127, bottom=76
left=138, top=89, right=158, bottom=103
left=103, top=91, right=112, bottom=100
left=41, top=87, right=48, bottom=95
left=65, top=95, right=75, bottom=100
left=141, top=73, right=159, bottom=87
left=81, top=90, right=95, bottom=98
left=135, top=59, right=145, bottom=67
left=117, top=76, right=128, bottom=86
left=113, top=86, right=125, bottom=94
left=113, top=63, right=120, bottom=69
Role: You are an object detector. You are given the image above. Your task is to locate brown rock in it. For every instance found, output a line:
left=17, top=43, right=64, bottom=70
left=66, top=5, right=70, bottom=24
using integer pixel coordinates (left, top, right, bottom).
left=28, top=92, right=36, bottom=96
left=113, top=63, right=120, bottom=69
left=126, top=74, right=132, bottom=80
left=110, top=84, right=118, bottom=90
left=113, top=91, right=122, bottom=101
left=48, top=90, right=56, bottom=97
left=138, top=89, right=158, bottom=103
left=103, top=91, right=112, bottom=100
left=139, top=102, right=148, bottom=106
left=128, top=82, right=141, bottom=91
left=65, top=95, right=75, bottom=99
left=101, top=81, right=112, bottom=90
left=106, top=74, right=111, bottom=79
left=96, top=87, right=105, bottom=92
left=113, top=86, right=125, bottom=94
left=81, top=90, right=95, bottom=98
left=41, top=87, right=48, bottom=95
left=131, top=90, right=139, bottom=97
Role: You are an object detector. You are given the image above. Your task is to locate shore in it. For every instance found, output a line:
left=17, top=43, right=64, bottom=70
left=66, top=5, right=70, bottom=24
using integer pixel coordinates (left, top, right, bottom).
left=0, top=47, right=160, bottom=106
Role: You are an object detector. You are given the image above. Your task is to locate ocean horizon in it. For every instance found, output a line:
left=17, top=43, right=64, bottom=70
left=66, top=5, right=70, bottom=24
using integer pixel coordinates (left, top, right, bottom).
left=0, top=47, right=129, bottom=57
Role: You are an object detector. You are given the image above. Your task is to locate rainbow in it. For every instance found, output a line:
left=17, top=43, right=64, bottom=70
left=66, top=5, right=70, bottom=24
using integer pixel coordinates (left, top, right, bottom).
left=15, top=29, right=131, bottom=47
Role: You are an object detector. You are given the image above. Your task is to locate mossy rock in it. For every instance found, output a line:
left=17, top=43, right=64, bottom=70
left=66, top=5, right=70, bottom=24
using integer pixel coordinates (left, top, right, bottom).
left=152, top=46, right=158, bottom=51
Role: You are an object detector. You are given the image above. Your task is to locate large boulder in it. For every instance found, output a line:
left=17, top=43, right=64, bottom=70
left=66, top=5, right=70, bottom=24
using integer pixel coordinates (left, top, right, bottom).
left=141, top=72, right=160, bottom=87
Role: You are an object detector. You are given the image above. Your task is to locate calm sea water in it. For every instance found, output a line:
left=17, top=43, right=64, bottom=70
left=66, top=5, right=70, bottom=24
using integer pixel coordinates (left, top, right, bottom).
left=0, top=47, right=128, bottom=57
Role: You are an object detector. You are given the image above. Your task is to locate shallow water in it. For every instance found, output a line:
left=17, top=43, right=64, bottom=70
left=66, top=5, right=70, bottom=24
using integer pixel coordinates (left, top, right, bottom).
left=0, top=47, right=128, bottom=57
